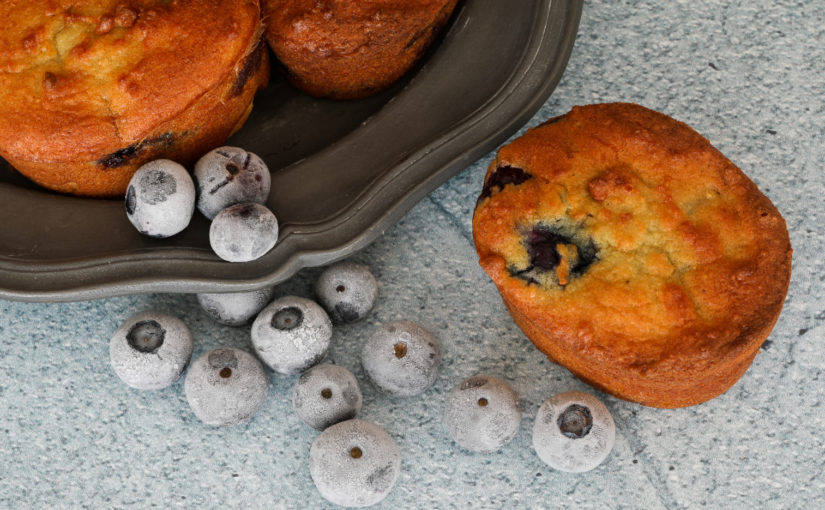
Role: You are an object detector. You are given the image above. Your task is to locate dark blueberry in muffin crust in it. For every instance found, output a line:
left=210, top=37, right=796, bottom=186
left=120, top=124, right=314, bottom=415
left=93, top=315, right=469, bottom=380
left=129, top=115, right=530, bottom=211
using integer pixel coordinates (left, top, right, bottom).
left=479, top=165, right=533, bottom=201
left=508, top=223, right=598, bottom=287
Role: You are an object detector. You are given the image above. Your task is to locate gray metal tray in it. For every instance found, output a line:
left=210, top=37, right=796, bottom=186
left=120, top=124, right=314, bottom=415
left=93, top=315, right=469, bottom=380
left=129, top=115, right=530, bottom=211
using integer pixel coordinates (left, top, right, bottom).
left=0, top=0, right=582, bottom=302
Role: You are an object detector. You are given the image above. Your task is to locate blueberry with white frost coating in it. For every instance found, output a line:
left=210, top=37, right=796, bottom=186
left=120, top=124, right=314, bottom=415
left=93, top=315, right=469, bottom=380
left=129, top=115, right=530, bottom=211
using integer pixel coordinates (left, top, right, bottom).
left=532, top=391, right=615, bottom=473
left=315, top=262, right=378, bottom=323
left=125, top=159, right=195, bottom=238
left=194, top=146, right=271, bottom=220
left=310, top=419, right=401, bottom=508
left=443, top=375, right=521, bottom=453
left=109, top=311, right=193, bottom=390
left=293, top=364, right=362, bottom=430
left=251, top=296, right=333, bottom=375
left=209, top=202, right=279, bottom=262
left=197, top=286, right=275, bottom=326
left=361, top=320, right=441, bottom=397
left=184, top=347, right=268, bottom=427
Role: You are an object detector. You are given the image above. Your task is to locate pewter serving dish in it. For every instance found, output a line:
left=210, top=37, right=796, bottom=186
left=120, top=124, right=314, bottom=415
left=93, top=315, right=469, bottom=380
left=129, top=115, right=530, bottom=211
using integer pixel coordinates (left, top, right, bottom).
left=0, top=0, right=582, bottom=301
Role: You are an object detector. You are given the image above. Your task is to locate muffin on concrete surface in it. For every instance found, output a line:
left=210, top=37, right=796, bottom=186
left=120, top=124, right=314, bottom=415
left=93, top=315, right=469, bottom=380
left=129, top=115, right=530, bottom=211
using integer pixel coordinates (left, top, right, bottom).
left=262, top=0, right=459, bottom=99
left=0, top=0, right=269, bottom=197
left=472, top=102, right=792, bottom=408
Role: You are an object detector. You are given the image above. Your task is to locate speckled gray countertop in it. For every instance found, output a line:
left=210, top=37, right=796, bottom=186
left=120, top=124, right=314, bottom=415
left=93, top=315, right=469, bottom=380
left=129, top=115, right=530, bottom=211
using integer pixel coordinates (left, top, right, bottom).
left=2, top=0, right=823, bottom=508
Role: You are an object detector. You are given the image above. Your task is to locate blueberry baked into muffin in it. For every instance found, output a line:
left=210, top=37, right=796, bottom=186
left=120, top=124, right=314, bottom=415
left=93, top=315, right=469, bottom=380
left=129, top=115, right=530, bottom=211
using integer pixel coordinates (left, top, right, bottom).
left=473, top=103, right=792, bottom=408
left=262, top=0, right=459, bottom=99
left=0, top=0, right=269, bottom=197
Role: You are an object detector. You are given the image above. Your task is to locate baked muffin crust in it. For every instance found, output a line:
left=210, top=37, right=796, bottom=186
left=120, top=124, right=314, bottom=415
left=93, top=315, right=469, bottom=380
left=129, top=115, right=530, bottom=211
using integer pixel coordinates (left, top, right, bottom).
left=263, top=0, right=458, bottom=99
left=0, top=0, right=268, bottom=196
left=473, top=103, right=792, bottom=408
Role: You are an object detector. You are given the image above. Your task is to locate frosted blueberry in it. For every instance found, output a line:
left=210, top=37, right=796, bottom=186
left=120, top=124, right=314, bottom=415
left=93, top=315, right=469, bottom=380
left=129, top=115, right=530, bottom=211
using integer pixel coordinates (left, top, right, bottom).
left=197, top=286, right=275, bottom=326
left=293, top=364, right=362, bottom=430
left=251, top=296, right=332, bottom=375
left=443, top=375, right=521, bottom=453
left=194, top=146, right=271, bottom=219
left=209, top=202, right=278, bottom=262
left=310, top=419, right=401, bottom=508
left=315, top=262, right=378, bottom=324
left=184, top=347, right=268, bottom=427
left=361, top=320, right=441, bottom=397
left=532, top=391, right=615, bottom=473
left=109, top=311, right=193, bottom=390
left=125, top=159, right=195, bottom=238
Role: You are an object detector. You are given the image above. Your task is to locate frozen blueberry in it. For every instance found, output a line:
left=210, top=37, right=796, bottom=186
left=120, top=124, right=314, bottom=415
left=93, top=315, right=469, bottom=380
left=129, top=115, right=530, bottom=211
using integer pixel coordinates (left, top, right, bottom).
left=125, top=159, right=195, bottom=238
left=443, top=375, right=521, bottom=453
left=209, top=202, right=279, bottom=262
left=532, top=391, right=616, bottom=473
left=310, top=419, right=401, bottom=508
left=315, top=262, right=378, bottom=324
left=251, top=296, right=333, bottom=375
left=197, top=286, right=275, bottom=326
left=293, top=364, right=362, bottom=430
left=194, top=146, right=271, bottom=220
left=361, top=320, right=441, bottom=397
left=184, top=347, right=268, bottom=427
left=109, top=311, right=193, bottom=390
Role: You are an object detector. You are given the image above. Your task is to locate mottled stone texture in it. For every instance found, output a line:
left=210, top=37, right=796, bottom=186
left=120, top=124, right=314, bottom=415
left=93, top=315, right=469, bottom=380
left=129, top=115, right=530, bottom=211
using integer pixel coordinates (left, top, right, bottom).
left=1, top=0, right=823, bottom=507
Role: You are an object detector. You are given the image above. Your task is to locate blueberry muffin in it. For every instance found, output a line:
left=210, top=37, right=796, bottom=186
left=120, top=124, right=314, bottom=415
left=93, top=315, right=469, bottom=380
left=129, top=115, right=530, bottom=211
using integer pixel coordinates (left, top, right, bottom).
left=262, top=0, right=459, bottom=99
left=472, top=103, right=792, bottom=408
left=0, top=0, right=269, bottom=197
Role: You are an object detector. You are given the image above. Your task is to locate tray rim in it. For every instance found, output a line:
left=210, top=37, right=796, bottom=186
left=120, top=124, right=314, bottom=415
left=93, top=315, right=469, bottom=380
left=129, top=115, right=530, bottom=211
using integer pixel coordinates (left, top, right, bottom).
left=0, top=0, right=583, bottom=302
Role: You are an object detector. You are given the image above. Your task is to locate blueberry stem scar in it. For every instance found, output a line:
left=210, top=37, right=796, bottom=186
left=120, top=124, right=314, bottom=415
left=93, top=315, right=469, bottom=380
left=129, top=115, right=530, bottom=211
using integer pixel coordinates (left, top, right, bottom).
left=393, top=343, right=407, bottom=359
left=272, top=307, right=303, bottom=331
left=557, top=404, right=593, bottom=439
left=350, top=447, right=363, bottom=459
left=226, top=164, right=240, bottom=176
left=126, top=320, right=165, bottom=353
left=219, top=367, right=232, bottom=378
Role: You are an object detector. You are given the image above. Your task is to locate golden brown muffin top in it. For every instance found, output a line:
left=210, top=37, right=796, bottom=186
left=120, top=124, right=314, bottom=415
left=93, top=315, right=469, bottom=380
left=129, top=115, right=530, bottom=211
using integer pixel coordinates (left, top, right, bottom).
left=473, top=103, right=791, bottom=377
left=263, top=0, right=457, bottom=99
left=264, top=0, right=450, bottom=59
left=0, top=0, right=261, bottom=164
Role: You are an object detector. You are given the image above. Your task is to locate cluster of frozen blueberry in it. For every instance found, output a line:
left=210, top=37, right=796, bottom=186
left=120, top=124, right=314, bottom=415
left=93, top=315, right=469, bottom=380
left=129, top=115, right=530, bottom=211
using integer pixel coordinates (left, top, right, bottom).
left=124, top=147, right=278, bottom=262
left=109, top=259, right=617, bottom=506
left=443, top=374, right=616, bottom=473
left=109, top=262, right=439, bottom=507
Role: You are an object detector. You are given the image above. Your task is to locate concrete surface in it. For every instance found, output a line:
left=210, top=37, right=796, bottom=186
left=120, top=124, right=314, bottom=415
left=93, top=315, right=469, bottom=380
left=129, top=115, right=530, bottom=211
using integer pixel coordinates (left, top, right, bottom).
left=1, top=0, right=823, bottom=508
